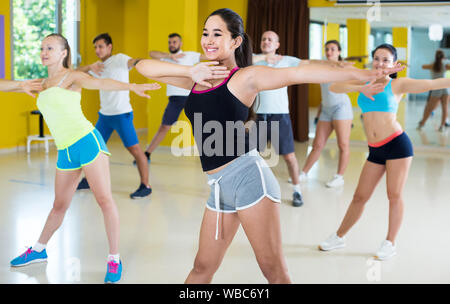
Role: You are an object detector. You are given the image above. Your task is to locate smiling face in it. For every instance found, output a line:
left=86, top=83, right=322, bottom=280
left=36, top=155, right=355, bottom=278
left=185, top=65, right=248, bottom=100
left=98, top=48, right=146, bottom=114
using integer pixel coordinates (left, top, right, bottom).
left=372, top=48, right=397, bottom=72
left=325, top=42, right=341, bottom=61
left=40, top=36, right=67, bottom=67
left=260, top=31, right=280, bottom=54
left=201, top=15, right=242, bottom=62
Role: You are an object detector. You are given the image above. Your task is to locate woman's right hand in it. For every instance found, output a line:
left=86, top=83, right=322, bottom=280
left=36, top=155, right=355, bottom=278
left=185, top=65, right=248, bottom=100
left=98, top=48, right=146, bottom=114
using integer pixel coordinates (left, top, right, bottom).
left=189, top=62, right=231, bottom=88
left=359, top=80, right=386, bottom=101
left=20, top=79, right=44, bottom=97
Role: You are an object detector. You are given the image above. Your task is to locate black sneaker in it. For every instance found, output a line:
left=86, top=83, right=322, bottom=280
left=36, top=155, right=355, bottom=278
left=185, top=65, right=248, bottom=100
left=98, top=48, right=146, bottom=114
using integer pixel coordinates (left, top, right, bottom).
left=77, top=178, right=90, bottom=190
left=292, top=191, right=304, bottom=207
left=133, top=152, right=151, bottom=166
left=130, top=183, right=152, bottom=199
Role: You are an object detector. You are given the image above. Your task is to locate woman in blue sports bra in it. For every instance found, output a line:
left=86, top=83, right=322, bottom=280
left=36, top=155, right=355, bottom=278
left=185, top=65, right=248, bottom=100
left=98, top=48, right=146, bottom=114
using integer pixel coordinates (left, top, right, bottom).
left=135, top=10, right=401, bottom=283
left=319, top=44, right=450, bottom=261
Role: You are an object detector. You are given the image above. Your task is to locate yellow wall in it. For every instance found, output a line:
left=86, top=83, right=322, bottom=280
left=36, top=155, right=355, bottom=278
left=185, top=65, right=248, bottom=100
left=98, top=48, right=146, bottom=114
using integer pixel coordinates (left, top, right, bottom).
left=0, top=1, right=42, bottom=150
left=308, top=0, right=337, bottom=7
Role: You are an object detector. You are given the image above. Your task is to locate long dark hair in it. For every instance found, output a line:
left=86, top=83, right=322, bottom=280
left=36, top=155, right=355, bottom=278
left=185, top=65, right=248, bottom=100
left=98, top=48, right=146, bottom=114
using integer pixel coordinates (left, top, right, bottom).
left=325, top=40, right=342, bottom=61
left=432, top=50, right=445, bottom=73
left=45, top=33, right=72, bottom=69
left=372, top=43, right=398, bottom=79
left=207, top=8, right=255, bottom=122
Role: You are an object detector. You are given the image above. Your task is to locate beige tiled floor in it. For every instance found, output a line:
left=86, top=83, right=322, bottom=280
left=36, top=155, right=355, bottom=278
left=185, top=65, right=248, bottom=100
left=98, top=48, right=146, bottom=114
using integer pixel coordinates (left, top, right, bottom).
left=1, top=128, right=450, bottom=284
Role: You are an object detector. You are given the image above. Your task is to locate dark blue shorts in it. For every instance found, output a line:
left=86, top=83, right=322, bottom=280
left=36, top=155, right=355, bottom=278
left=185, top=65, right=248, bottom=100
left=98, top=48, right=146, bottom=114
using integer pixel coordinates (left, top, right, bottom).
left=95, top=111, right=139, bottom=148
left=367, top=132, right=414, bottom=165
left=162, top=96, right=188, bottom=126
left=255, top=113, right=295, bottom=155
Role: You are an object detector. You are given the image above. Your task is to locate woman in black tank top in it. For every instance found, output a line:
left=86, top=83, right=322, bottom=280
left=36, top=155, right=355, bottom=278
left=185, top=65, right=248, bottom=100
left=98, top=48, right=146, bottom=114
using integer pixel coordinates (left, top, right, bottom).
left=136, top=8, right=403, bottom=284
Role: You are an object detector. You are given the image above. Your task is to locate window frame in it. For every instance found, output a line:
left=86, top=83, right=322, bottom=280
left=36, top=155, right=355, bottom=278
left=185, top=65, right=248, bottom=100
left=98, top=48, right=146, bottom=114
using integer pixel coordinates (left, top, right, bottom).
left=10, top=0, right=80, bottom=80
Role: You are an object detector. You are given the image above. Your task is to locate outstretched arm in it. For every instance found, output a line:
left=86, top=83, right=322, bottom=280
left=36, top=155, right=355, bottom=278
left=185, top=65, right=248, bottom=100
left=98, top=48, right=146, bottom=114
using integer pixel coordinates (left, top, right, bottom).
left=230, top=63, right=403, bottom=106
left=330, top=80, right=386, bottom=101
left=248, top=62, right=402, bottom=93
left=393, top=77, right=450, bottom=95
left=0, top=79, right=43, bottom=97
left=136, top=59, right=229, bottom=90
left=76, top=61, right=104, bottom=75
left=70, top=70, right=160, bottom=98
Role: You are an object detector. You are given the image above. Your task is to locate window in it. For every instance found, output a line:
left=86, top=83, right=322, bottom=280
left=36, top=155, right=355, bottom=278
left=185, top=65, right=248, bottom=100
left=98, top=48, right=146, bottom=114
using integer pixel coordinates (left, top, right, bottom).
left=309, top=22, right=323, bottom=60
left=339, top=26, right=348, bottom=59
left=384, top=33, right=393, bottom=45
left=12, top=0, right=80, bottom=80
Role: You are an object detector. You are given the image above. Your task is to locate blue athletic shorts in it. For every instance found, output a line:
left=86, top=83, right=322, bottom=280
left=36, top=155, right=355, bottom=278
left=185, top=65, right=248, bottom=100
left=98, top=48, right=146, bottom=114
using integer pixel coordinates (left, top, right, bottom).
left=162, top=96, right=188, bottom=126
left=95, top=111, right=139, bottom=148
left=57, top=128, right=110, bottom=171
left=255, top=113, right=295, bottom=155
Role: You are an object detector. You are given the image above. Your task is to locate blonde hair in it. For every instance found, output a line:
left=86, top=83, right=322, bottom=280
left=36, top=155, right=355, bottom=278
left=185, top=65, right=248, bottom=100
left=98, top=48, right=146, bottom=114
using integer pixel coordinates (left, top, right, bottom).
left=45, top=33, right=72, bottom=68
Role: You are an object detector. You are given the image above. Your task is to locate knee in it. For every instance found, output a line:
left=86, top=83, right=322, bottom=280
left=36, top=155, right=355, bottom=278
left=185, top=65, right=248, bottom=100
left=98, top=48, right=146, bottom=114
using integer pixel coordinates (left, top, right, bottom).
left=352, top=192, right=369, bottom=206
left=387, top=191, right=402, bottom=204
left=258, top=256, right=289, bottom=283
left=283, top=153, right=297, bottom=164
left=160, top=125, right=172, bottom=132
left=337, top=142, right=349, bottom=153
left=95, top=194, right=114, bottom=210
left=312, top=140, right=325, bottom=151
left=51, top=200, right=70, bottom=215
left=191, top=256, right=220, bottom=277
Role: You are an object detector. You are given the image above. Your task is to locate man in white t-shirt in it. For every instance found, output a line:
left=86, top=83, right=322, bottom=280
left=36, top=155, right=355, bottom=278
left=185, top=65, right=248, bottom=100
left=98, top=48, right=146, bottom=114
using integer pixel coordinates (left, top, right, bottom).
left=138, top=33, right=201, bottom=163
left=253, top=31, right=304, bottom=207
left=76, top=33, right=152, bottom=199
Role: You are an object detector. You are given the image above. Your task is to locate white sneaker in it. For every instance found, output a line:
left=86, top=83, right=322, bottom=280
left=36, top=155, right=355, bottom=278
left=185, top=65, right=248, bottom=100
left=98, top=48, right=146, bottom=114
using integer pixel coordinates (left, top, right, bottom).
left=374, top=240, right=397, bottom=261
left=325, top=175, right=344, bottom=188
left=319, top=233, right=346, bottom=251
left=288, top=172, right=307, bottom=184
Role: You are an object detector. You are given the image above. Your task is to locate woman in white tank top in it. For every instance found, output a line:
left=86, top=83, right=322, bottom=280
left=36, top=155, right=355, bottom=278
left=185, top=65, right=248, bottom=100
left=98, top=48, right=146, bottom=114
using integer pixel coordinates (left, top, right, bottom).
left=299, top=40, right=354, bottom=188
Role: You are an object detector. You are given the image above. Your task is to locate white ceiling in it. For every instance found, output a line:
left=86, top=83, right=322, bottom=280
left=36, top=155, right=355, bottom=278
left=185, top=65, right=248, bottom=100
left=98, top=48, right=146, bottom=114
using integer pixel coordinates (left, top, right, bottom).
left=310, top=5, right=450, bottom=28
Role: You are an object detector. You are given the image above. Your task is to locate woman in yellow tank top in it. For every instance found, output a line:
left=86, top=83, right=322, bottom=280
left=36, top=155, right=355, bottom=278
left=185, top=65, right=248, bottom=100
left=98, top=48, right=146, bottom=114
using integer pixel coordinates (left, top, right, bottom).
left=9, top=34, right=160, bottom=284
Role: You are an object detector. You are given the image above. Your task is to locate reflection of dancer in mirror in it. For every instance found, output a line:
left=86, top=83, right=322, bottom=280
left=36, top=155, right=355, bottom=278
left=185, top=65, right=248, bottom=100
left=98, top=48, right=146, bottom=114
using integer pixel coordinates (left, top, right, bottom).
left=418, top=50, right=450, bottom=132
left=136, top=9, right=402, bottom=283
left=76, top=33, right=153, bottom=199
left=9, top=33, right=160, bottom=284
left=319, top=44, right=450, bottom=261
left=299, top=40, right=353, bottom=189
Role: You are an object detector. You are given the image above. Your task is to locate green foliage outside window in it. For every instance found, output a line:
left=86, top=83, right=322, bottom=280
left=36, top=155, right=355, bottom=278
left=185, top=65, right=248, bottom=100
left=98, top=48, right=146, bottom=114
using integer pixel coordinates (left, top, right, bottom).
left=13, top=0, right=67, bottom=80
